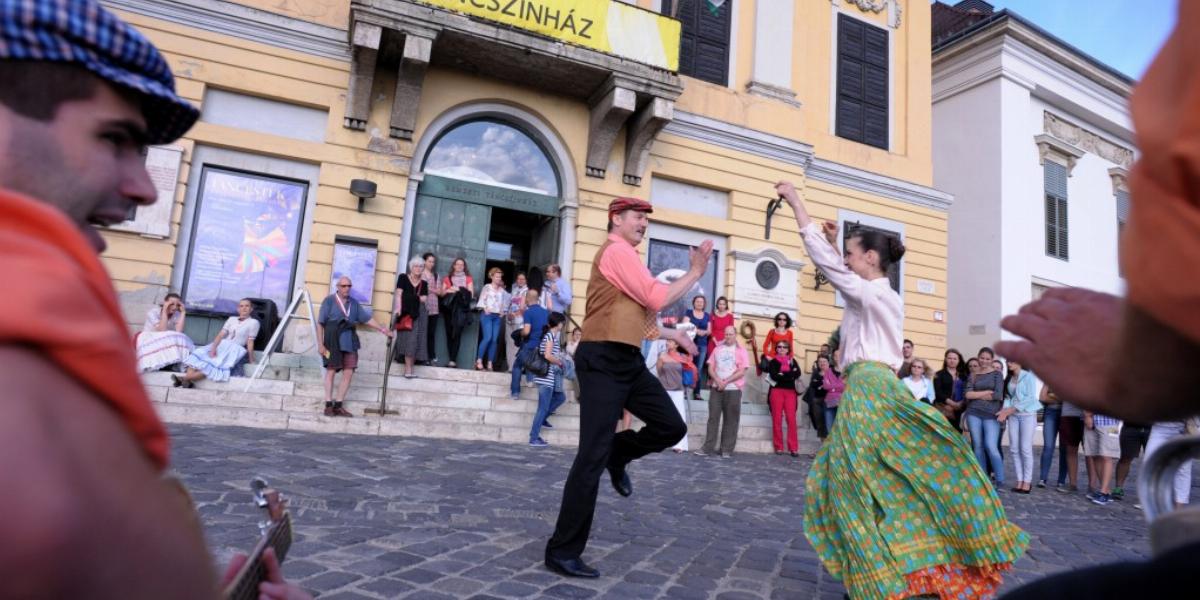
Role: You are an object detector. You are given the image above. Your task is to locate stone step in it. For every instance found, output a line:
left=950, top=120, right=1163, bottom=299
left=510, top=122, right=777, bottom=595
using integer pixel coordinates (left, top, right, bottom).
left=152, top=402, right=818, bottom=454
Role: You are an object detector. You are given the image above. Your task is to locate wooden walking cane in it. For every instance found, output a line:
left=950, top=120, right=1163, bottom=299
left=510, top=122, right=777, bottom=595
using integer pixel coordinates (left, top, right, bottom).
left=764, top=196, right=785, bottom=240
left=365, top=328, right=399, bottom=416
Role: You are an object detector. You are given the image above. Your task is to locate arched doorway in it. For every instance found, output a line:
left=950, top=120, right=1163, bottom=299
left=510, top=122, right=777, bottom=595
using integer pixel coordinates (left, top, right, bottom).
left=406, top=115, right=570, bottom=368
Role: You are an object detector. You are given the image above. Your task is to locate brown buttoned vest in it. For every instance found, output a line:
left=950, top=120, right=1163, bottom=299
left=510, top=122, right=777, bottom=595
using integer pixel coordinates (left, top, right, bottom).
left=580, top=239, right=658, bottom=348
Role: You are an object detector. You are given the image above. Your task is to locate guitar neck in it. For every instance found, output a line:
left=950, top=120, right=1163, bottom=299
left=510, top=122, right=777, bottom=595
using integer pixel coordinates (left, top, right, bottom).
left=224, top=513, right=293, bottom=600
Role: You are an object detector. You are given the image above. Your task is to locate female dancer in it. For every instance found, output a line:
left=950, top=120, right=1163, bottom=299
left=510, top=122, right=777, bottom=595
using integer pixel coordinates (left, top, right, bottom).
left=776, top=181, right=1027, bottom=600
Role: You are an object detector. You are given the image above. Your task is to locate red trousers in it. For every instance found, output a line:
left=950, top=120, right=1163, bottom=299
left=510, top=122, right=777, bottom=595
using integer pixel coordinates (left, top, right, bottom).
left=769, top=387, right=799, bottom=453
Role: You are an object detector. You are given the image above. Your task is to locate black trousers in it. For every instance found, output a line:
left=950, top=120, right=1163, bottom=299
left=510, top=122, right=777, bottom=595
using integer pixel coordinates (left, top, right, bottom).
left=426, top=313, right=440, bottom=361
left=546, top=341, right=687, bottom=560
left=446, top=316, right=465, bottom=363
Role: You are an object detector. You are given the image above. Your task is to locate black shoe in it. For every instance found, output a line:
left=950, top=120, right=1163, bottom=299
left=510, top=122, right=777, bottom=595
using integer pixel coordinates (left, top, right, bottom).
left=171, top=375, right=182, bottom=388
left=545, top=555, right=600, bottom=578
left=542, top=420, right=554, bottom=429
left=609, top=466, right=632, bottom=497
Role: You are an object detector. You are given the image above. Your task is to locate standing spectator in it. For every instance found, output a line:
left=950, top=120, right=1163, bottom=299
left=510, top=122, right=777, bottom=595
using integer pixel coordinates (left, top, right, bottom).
left=766, top=340, right=802, bottom=456
left=680, top=295, right=710, bottom=398
left=1143, top=421, right=1194, bottom=509
left=934, top=349, right=968, bottom=428
left=1114, top=420, right=1152, bottom=500
left=696, top=325, right=748, bottom=457
left=964, top=347, right=1006, bottom=488
left=541, top=263, right=573, bottom=314
left=1036, top=384, right=1062, bottom=488
left=901, top=358, right=935, bottom=404
left=475, top=267, right=508, bottom=371
left=394, top=258, right=429, bottom=379
left=1082, top=411, right=1122, bottom=505
left=1057, top=396, right=1085, bottom=493
left=528, top=312, right=567, bottom=447
left=763, top=312, right=794, bottom=367
left=657, top=338, right=695, bottom=453
left=504, top=272, right=529, bottom=372
left=897, top=338, right=915, bottom=378
left=967, top=357, right=981, bottom=377
left=137, top=293, right=194, bottom=372
left=175, top=298, right=259, bottom=387
left=441, top=258, right=474, bottom=368
left=511, top=289, right=545, bottom=399
left=804, top=355, right=830, bottom=439
left=707, top=297, right=734, bottom=356
left=420, top=253, right=442, bottom=366
left=820, top=356, right=845, bottom=433
left=317, top=277, right=391, bottom=416
left=1000, top=361, right=1038, bottom=493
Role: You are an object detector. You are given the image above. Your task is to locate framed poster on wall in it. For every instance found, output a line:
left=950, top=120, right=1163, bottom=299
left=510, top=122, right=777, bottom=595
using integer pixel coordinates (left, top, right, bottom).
left=330, top=236, right=379, bottom=307
left=181, top=166, right=307, bottom=315
left=647, top=238, right=720, bottom=321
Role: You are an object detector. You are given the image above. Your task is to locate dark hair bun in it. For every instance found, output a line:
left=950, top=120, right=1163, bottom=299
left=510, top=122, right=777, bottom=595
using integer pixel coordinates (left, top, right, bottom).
left=887, top=237, right=906, bottom=263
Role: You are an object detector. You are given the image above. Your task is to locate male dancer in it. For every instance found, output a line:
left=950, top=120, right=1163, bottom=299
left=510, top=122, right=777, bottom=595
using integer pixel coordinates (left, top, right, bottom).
left=545, top=197, right=712, bottom=577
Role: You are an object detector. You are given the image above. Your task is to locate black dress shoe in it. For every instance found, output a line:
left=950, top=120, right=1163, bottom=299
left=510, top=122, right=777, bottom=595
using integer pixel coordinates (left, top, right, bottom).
left=609, top=466, right=632, bottom=497
left=545, top=555, right=600, bottom=578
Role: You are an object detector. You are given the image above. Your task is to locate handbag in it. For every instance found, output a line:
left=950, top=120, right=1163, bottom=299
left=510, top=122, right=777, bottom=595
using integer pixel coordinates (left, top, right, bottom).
left=394, top=314, right=413, bottom=332
left=524, top=347, right=551, bottom=378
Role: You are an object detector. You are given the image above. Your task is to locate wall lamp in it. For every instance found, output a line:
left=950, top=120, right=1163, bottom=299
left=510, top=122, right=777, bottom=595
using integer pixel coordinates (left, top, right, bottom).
left=350, top=178, right=377, bottom=213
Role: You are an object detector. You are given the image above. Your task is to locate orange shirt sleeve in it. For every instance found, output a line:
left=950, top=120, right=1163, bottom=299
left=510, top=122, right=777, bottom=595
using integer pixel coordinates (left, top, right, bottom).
left=0, top=190, right=169, bottom=470
left=597, top=234, right=669, bottom=312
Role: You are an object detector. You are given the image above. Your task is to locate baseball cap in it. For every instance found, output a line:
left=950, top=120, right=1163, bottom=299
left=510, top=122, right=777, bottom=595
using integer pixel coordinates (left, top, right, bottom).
left=0, top=0, right=199, bottom=144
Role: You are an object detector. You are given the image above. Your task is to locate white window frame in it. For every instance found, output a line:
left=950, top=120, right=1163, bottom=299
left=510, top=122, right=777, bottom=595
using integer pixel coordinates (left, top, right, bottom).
left=833, top=208, right=905, bottom=308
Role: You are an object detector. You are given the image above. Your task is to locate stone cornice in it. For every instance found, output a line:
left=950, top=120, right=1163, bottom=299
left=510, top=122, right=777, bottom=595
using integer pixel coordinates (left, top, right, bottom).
left=806, top=159, right=953, bottom=212
left=102, top=0, right=350, bottom=61
left=662, top=111, right=952, bottom=212
left=933, top=13, right=1132, bottom=100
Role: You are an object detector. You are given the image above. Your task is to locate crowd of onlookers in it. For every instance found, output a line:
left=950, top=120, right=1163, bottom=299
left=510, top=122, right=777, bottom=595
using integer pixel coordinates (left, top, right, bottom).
left=133, top=279, right=1196, bottom=506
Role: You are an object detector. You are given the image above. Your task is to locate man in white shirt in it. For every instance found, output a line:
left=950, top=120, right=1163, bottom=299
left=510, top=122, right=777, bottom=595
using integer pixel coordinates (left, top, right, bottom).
left=697, top=325, right=749, bottom=457
left=542, top=263, right=573, bottom=314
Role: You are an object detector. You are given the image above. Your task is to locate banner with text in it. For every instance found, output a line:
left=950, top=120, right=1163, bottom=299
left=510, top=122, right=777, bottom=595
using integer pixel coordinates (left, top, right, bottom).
left=416, top=0, right=681, bottom=71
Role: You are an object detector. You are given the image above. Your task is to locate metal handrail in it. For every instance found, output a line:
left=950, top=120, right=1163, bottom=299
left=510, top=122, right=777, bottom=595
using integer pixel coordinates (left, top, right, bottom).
left=1137, top=433, right=1200, bottom=556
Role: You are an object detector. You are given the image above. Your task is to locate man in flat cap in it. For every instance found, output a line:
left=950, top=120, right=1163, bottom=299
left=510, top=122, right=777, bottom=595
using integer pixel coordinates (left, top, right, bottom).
left=544, top=197, right=713, bottom=578
left=0, top=1, right=305, bottom=597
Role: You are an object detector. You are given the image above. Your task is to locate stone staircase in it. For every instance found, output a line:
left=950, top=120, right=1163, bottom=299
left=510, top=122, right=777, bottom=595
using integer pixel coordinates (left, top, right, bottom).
left=145, top=353, right=822, bottom=454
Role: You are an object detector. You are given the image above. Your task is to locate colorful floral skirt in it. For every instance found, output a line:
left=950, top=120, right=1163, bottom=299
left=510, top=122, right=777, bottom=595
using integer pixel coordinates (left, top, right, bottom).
left=804, top=361, right=1028, bottom=600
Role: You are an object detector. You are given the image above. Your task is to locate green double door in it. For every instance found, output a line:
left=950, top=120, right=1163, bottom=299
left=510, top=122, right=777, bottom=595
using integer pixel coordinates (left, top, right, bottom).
left=410, top=175, right=560, bottom=367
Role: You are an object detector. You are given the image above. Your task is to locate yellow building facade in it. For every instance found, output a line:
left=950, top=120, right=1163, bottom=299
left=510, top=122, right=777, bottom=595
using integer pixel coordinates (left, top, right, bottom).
left=101, top=0, right=949, bottom=371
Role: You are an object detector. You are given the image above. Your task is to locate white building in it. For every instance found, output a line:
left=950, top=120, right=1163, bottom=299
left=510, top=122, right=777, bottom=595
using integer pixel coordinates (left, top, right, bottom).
left=931, top=0, right=1135, bottom=355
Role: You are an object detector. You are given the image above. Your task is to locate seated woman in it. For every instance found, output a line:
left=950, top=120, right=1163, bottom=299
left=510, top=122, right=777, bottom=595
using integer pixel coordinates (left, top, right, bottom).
left=172, top=298, right=260, bottom=387
left=136, top=292, right=194, bottom=372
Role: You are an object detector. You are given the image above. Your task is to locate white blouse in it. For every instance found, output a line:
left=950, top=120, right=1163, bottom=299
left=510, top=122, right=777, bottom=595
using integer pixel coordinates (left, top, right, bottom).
left=801, top=221, right=904, bottom=371
left=143, top=306, right=181, bottom=332
left=221, top=316, right=261, bottom=347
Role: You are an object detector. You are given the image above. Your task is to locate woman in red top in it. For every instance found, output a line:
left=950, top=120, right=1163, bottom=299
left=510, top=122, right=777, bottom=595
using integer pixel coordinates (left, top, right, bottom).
left=763, top=312, right=794, bottom=360
left=707, top=296, right=734, bottom=355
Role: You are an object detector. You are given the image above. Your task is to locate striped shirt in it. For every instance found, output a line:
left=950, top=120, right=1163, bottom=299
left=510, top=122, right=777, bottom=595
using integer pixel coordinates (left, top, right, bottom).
left=1093, top=414, right=1122, bottom=429
left=533, top=330, right=562, bottom=388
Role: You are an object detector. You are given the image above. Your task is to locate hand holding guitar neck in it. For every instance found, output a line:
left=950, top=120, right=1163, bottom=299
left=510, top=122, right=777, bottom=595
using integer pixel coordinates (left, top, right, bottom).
left=220, top=478, right=310, bottom=600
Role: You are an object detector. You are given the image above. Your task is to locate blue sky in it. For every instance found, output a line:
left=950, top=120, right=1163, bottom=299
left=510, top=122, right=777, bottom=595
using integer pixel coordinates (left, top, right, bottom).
left=970, top=0, right=1177, bottom=79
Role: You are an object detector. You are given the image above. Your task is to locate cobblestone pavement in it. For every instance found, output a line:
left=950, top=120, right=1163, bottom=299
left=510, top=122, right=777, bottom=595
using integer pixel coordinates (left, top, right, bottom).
left=171, top=424, right=1179, bottom=599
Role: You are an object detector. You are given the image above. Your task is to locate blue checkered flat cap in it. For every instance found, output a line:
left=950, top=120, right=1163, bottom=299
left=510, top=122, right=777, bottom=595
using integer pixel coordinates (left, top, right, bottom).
left=0, top=0, right=199, bottom=143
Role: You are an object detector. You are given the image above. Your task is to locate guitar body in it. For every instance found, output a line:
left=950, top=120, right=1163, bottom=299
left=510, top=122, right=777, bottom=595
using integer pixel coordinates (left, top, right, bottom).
left=222, top=480, right=294, bottom=600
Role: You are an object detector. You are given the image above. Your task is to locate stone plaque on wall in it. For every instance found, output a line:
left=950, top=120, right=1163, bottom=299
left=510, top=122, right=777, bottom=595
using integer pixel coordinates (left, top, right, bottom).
left=731, top=248, right=804, bottom=318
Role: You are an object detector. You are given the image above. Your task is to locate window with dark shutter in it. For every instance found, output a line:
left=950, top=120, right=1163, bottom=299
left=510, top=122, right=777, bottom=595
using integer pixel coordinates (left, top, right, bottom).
left=663, top=0, right=731, bottom=86
left=836, top=13, right=888, bottom=149
left=1044, top=161, right=1069, bottom=260
left=844, top=221, right=901, bottom=294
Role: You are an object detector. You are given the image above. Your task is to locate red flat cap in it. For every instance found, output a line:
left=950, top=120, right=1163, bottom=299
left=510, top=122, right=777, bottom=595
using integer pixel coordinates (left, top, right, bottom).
left=608, top=197, right=654, bottom=217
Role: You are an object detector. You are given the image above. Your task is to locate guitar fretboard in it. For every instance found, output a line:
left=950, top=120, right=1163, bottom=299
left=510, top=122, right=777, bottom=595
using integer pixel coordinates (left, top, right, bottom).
left=225, top=514, right=293, bottom=600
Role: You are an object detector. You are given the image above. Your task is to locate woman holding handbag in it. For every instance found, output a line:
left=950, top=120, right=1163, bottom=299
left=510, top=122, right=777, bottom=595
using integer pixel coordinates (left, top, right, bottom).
left=394, top=257, right=429, bottom=379
left=528, top=312, right=566, bottom=447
